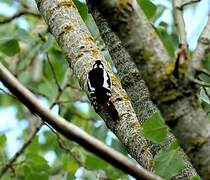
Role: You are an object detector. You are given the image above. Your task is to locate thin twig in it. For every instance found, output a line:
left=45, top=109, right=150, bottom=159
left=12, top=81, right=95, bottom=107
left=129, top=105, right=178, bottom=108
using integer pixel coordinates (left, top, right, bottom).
left=0, top=62, right=162, bottom=180
left=180, top=0, right=201, bottom=9
left=188, top=76, right=210, bottom=87
left=0, top=88, right=17, bottom=99
left=46, top=53, right=62, bottom=92
left=15, top=55, right=36, bottom=76
left=45, top=124, right=84, bottom=166
left=195, top=67, right=210, bottom=77
left=55, top=98, right=89, bottom=105
left=0, top=122, right=43, bottom=178
left=203, top=87, right=210, bottom=100
left=0, top=69, right=70, bottom=177
left=0, top=11, right=41, bottom=24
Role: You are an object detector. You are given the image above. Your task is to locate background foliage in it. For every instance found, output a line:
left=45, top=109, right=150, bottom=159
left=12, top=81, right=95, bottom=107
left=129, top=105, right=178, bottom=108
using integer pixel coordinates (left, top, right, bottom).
left=0, top=0, right=208, bottom=179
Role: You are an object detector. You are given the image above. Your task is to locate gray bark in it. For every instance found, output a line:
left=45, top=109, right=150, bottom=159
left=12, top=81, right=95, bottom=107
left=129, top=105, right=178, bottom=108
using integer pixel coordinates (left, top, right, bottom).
left=87, top=5, right=198, bottom=179
left=91, top=0, right=210, bottom=178
left=35, top=0, right=155, bottom=171
left=0, top=63, right=161, bottom=180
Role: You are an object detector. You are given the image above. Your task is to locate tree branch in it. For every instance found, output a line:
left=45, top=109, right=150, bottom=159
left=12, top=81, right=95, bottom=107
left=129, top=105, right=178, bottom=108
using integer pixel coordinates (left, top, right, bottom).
left=0, top=87, right=17, bottom=99
left=87, top=5, right=198, bottom=178
left=91, top=0, right=210, bottom=178
left=46, top=53, right=62, bottom=92
left=35, top=0, right=156, bottom=171
left=190, top=16, right=210, bottom=72
left=0, top=63, right=161, bottom=180
left=188, top=76, right=210, bottom=87
left=180, top=0, right=201, bottom=9
left=0, top=68, right=70, bottom=177
left=0, top=11, right=41, bottom=24
left=172, top=0, right=188, bottom=77
left=0, top=121, right=43, bottom=178
left=87, top=0, right=173, bottom=99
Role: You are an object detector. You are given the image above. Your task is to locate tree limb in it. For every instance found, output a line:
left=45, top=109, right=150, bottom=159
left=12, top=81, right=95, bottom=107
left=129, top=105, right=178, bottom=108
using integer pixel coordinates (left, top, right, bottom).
left=0, top=11, right=41, bottom=24
left=35, top=0, right=157, bottom=171
left=0, top=67, right=70, bottom=177
left=190, top=16, right=210, bottom=73
left=0, top=121, right=43, bottom=178
left=86, top=0, right=174, bottom=99
left=0, top=62, right=161, bottom=180
left=91, top=0, right=210, bottom=178
left=87, top=5, right=198, bottom=178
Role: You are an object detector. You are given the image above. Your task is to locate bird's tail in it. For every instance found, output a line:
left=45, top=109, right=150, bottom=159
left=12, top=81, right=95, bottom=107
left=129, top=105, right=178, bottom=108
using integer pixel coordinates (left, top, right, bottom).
left=106, top=101, right=119, bottom=121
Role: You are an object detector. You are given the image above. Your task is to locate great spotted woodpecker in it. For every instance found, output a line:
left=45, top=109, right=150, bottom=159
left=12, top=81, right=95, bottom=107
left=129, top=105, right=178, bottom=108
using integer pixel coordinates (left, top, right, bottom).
left=87, top=60, right=119, bottom=120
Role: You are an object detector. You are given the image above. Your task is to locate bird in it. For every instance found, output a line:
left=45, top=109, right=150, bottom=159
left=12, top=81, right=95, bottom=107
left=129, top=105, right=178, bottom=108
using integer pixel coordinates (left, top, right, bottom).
left=87, top=60, right=119, bottom=120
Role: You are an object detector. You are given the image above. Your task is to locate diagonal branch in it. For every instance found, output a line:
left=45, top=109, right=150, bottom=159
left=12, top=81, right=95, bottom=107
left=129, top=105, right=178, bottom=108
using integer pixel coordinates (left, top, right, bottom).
left=0, top=68, right=70, bottom=177
left=35, top=0, right=156, bottom=172
left=0, top=121, right=43, bottom=178
left=87, top=5, right=198, bottom=179
left=90, top=0, right=210, bottom=178
left=0, top=62, right=161, bottom=180
left=0, top=11, right=41, bottom=24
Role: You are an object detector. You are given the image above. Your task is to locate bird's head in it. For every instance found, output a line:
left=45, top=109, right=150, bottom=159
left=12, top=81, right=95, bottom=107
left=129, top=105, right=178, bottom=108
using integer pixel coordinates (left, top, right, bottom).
left=93, top=60, right=104, bottom=69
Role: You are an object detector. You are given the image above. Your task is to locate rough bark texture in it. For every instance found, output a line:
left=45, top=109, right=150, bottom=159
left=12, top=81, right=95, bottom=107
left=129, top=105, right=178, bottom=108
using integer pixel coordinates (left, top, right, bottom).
left=87, top=5, right=198, bottom=179
left=35, top=0, right=155, bottom=171
left=88, top=0, right=174, bottom=99
left=91, top=0, right=210, bottom=178
left=0, top=63, right=161, bottom=180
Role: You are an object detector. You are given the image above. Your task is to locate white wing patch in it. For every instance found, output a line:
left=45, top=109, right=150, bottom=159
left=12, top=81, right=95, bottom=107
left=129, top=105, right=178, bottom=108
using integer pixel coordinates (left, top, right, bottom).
left=103, top=70, right=111, bottom=90
left=87, top=73, right=95, bottom=91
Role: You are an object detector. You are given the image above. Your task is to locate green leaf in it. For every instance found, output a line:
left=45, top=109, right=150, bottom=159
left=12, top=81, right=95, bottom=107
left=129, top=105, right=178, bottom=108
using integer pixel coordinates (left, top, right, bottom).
left=155, top=149, right=185, bottom=178
left=73, top=0, right=88, bottom=20
left=137, top=0, right=157, bottom=19
left=200, top=87, right=210, bottom=104
left=38, top=80, right=58, bottom=102
left=25, top=152, right=50, bottom=172
left=0, top=135, right=6, bottom=148
left=27, top=137, right=40, bottom=153
left=155, top=23, right=178, bottom=57
left=151, top=5, right=166, bottom=23
left=15, top=28, right=34, bottom=44
left=40, top=34, right=54, bottom=52
left=0, top=0, right=13, bottom=5
left=142, top=112, right=167, bottom=143
left=169, top=141, right=180, bottom=150
left=191, top=176, right=202, bottom=180
left=93, top=123, right=107, bottom=141
left=0, top=39, right=20, bottom=56
left=0, top=94, right=13, bottom=107
left=111, top=138, right=127, bottom=155
left=85, top=155, right=107, bottom=170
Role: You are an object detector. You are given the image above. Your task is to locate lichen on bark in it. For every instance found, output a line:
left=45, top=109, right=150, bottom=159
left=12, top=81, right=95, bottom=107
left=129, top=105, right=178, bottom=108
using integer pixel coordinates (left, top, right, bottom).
left=35, top=0, right=155, bottom=171
left=89, top=0, right=210, bottom=178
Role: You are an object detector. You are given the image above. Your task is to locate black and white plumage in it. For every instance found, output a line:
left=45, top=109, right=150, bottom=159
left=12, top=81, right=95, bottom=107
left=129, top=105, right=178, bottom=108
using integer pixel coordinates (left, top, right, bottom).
left=87, top=60, right=118, bottom=120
